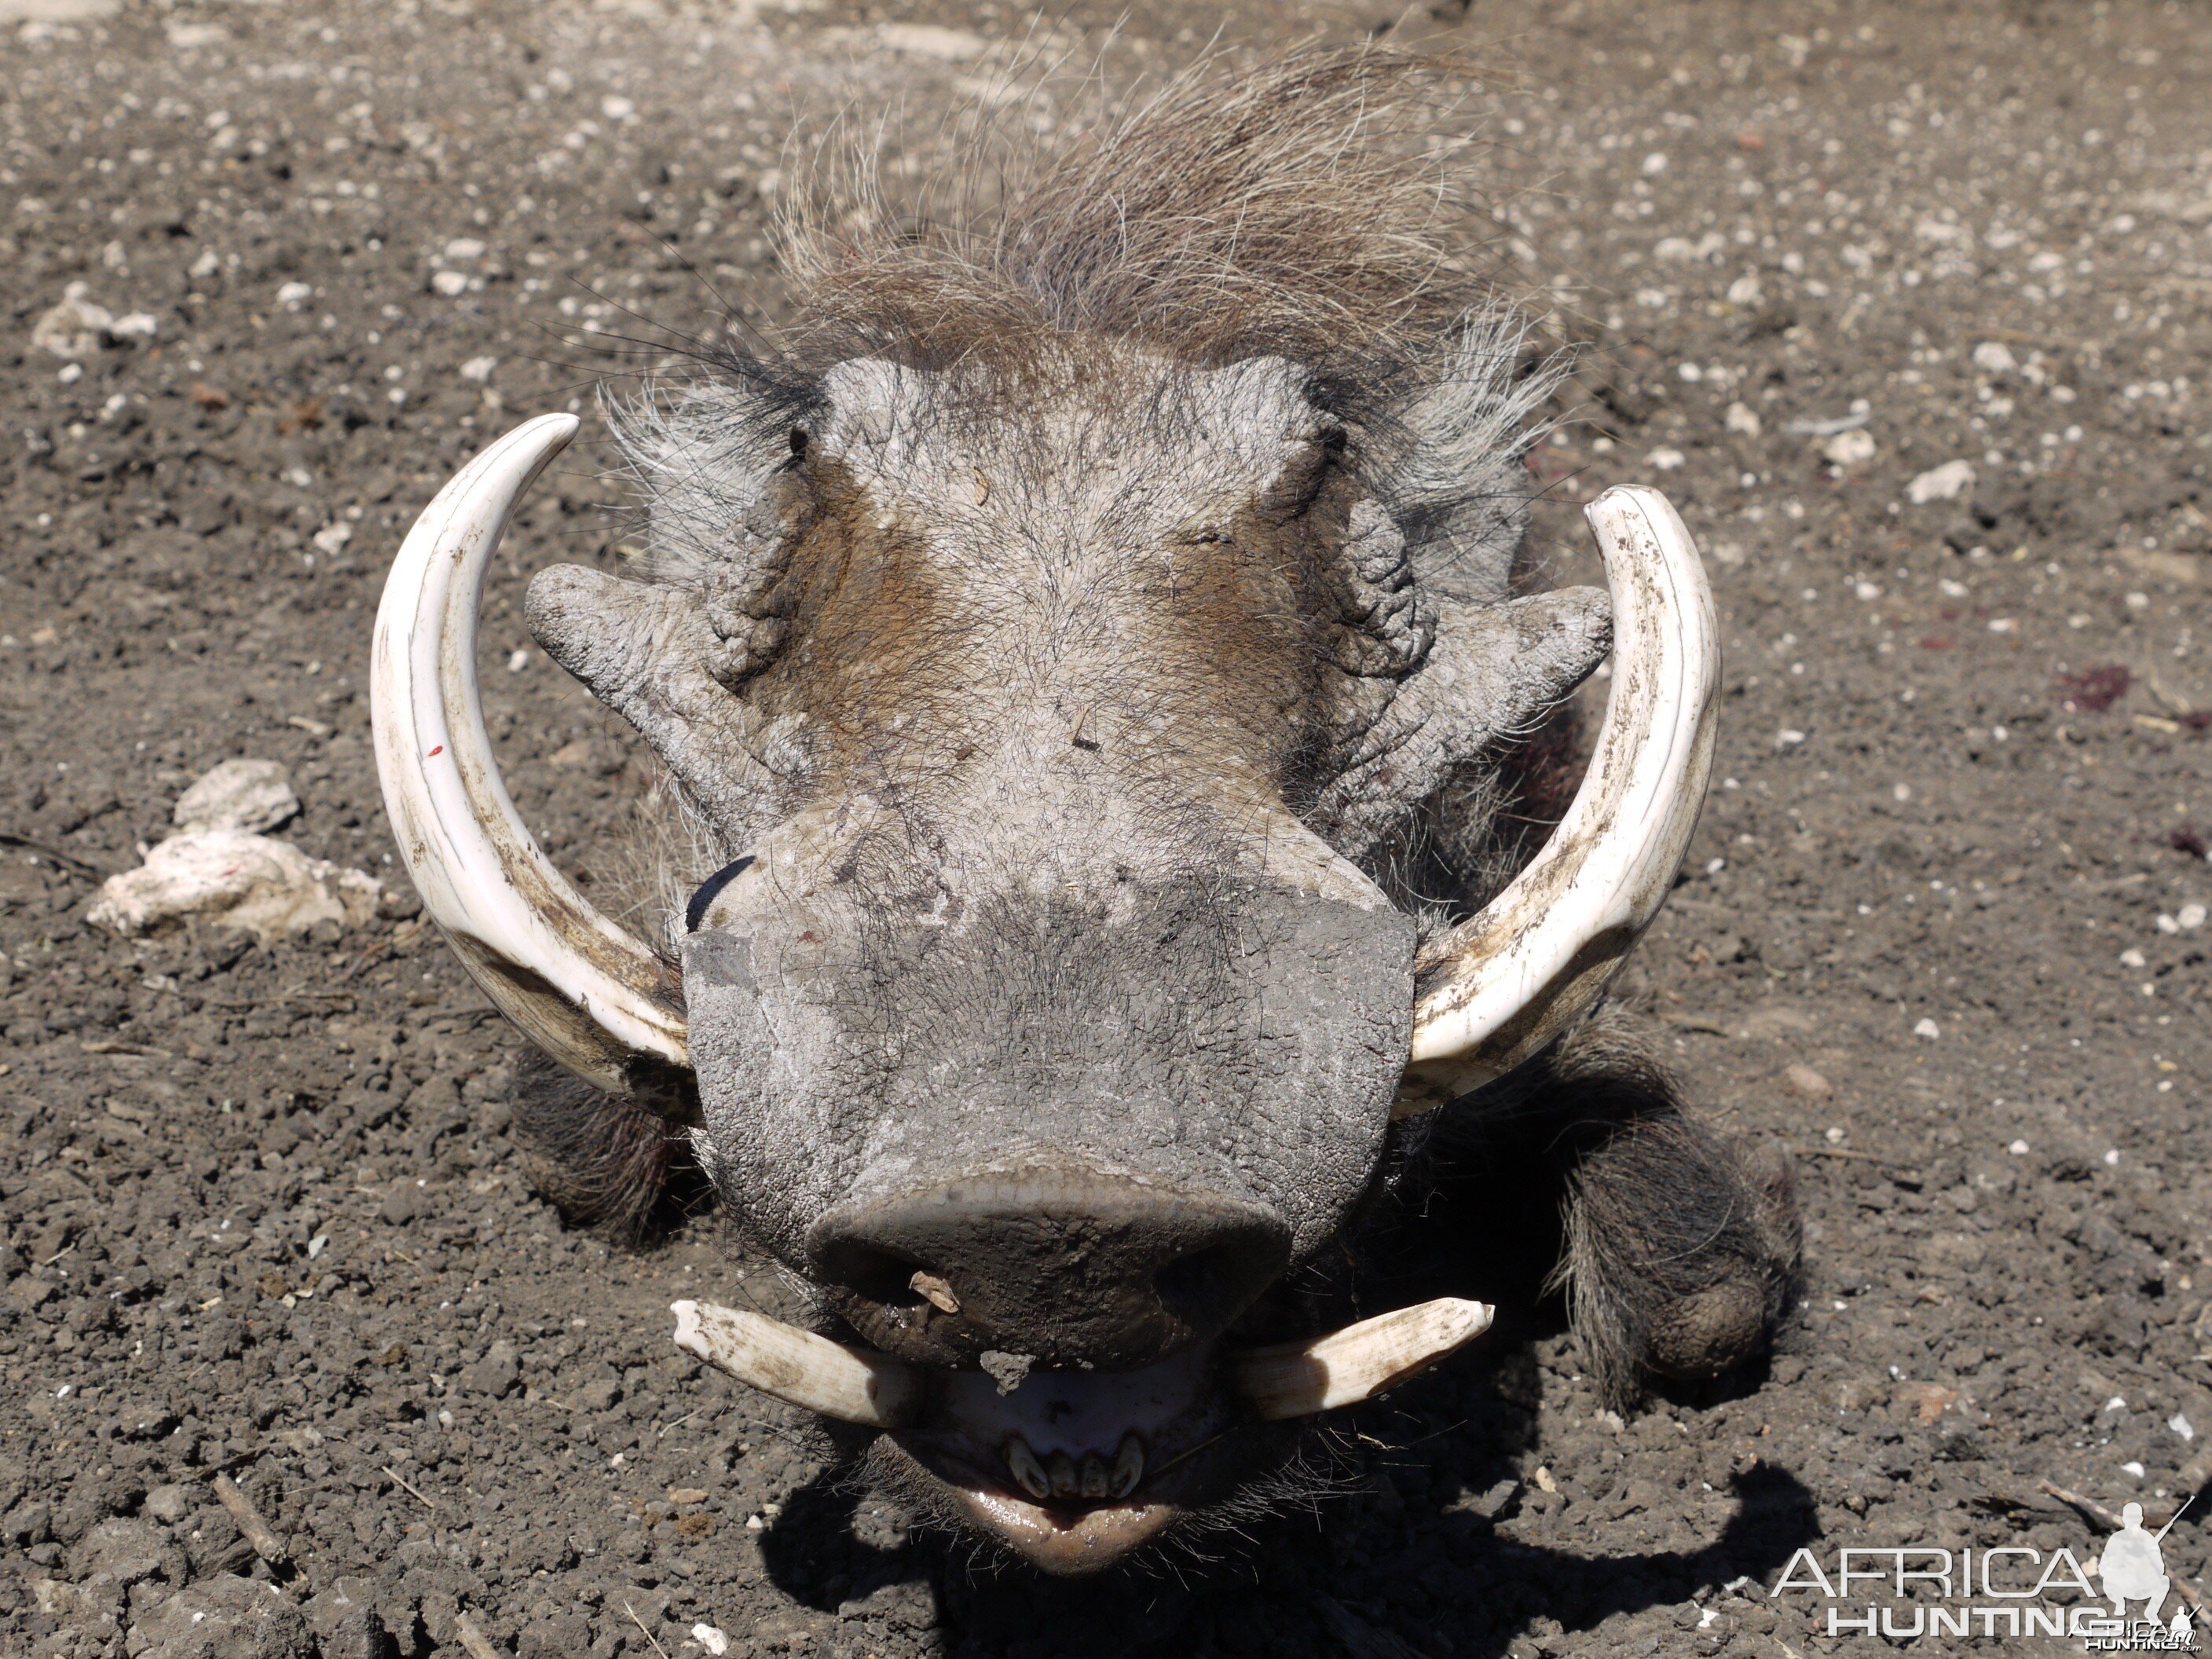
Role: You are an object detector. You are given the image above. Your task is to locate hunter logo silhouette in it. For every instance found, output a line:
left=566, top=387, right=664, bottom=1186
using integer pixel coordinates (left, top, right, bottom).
left=2101, top=1495, right=2195, bottom=1632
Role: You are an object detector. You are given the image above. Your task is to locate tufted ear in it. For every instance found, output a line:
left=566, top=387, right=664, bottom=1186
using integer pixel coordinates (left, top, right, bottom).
left=1382, top=311, right=1562, bottom=606
left=523, top=381, right=823, bottom=848
left=1312, top=584, right=1612, bottom=861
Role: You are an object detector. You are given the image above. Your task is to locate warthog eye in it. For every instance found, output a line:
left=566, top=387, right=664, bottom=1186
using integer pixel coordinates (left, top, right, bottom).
left=684, top=855, right=756, bottom=932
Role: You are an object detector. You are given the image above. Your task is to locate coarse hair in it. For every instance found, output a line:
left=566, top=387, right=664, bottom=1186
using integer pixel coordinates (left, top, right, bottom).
left=737, top=42, right=1515, bottom=412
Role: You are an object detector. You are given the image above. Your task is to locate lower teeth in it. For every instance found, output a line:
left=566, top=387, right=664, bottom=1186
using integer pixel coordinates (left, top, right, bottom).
left=1001, top=1431, right=1147, bottom=1503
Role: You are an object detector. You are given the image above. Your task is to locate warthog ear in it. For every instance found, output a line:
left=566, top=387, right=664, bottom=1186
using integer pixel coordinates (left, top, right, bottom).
left=1312, top=580, right=1612, bottom=861
left=524, top=566, right=810, bottom=849
left=1300, top=310, right=1605, bottom=857
left=524, top=381, right=825, bottom=848
left=1382, top=312, right=1561, bottom=606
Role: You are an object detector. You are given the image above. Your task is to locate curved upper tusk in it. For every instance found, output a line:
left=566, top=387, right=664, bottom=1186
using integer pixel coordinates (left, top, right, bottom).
left=371, top=414, right=692, bottom=1102
left=1395, top=485, right=1719, bottom=1116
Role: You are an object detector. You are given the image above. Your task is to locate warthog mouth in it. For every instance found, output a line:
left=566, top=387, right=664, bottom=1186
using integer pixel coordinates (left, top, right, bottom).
left=672, top=1295, right=1490, bottom=1572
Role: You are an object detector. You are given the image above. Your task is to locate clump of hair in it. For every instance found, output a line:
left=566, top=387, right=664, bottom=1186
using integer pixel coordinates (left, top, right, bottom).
left=511, top=1052, right=705, bottom=1245
left=764, top=43, right=1508, bottom=402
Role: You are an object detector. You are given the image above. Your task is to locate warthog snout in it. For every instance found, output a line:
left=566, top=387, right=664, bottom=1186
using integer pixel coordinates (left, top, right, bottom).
left=810, top=1163, right=1291, bottom=1371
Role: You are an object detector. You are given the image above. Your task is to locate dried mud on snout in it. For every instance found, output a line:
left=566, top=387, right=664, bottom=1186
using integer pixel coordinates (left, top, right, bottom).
left=2, top=1, right=2210, bottom=1657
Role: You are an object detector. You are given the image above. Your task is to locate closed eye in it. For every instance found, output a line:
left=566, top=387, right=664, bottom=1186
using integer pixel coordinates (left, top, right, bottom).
left=685, top=855, right=756, bottom=932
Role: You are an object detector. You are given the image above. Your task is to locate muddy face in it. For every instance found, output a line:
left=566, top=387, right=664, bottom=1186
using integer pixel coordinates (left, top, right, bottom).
left=659, top=353, right=1419, bottom=1565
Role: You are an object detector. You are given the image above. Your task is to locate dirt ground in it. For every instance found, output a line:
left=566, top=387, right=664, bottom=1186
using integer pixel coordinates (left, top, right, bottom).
left=2, top=0, right=2209, bottom=1654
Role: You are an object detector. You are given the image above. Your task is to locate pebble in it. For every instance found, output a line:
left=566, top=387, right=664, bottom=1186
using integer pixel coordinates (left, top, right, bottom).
left=1906, top=459, right=1976, bottom=504
left=1822, top=428, right=1877, bottom=466
left=31, top=283, right=115, bottom=358
left=1913, top=1018, right=1940, bottom=1038
left=1782, top=1063, right=1833, bottom=1101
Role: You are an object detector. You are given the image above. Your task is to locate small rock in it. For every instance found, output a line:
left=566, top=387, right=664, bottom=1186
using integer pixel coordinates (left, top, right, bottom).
left=692, top=1624, right=731, bottom=1657
left=1970, top=340, right=2018, bottom=375
left=304, top=1574, right=386, bottom=1657
left=1782, top=1063, right=1833, bottom=1101
left=573, top=1376, right=623, bottom=1412
left=135, top=1574, right=310, bottom=1659
left=31, top=283, right=113, bottom=358
left=69, top=1516, right=168, bottom=1587
left=1906, top=460, right=1976, bottom=504
left=1724, top=401, right=1762, bottom=436
left=873, top=22, right=986, bottom=58
left=143, top=1484, right=195, bottom=1525
left=173, top=759, right=298, bottom=835
left=89, top=830, right=380, bottom=941
left=379, top=1183, right=423, bottom=1226
left=1822, top=428, right=1877, bottom=466
left=1460, top=1478, right=1522, bottom=1521
left=460, top=1341, right=520, bottom=1399
left=1894, top=1381, right=1961, bottom=1426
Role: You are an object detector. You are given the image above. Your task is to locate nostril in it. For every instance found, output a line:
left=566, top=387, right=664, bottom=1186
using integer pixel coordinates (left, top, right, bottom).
left=822, top=1245, right=935, bottom=1313
left=809, top=1170, right=1291, bottom=1368
left=1154, top=1243, right=1234, bottom=1321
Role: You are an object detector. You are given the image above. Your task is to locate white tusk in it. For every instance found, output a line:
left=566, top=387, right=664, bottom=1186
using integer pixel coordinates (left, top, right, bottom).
left=672, top=1298, right=922, bottom=1430
left=1395, top=485, right=1719, bottom=1115
left=371, top=414, right=690, bottom=1101
left=1232, top=1297, right=1493, bottom=1420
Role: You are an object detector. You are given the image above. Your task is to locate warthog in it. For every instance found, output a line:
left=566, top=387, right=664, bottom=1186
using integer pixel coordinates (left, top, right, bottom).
left=371, top=53, right=1798, bottom=1572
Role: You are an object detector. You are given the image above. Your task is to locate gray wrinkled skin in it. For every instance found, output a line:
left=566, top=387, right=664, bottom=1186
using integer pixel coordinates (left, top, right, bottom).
left=529, top=341, right=1603, bottom=1356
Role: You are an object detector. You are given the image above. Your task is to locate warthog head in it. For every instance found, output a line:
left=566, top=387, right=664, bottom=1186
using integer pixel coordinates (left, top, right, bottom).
left=369, top=53, right=1720, bottom=1571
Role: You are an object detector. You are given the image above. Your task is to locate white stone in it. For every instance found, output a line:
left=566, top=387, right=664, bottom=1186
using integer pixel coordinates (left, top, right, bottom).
left=460, top=355, right=498, bottom=383
left=1724, top=401, right=1762, bottom=436
left=0, top=0, right=120, bottom=21
left=1971, top=340, right=2018, bottom=375
left=1913, top=1017, right=1940, bottom=1039
left=1906, top=459, right=1976, bottom=504
left=874, top=23, right=986, bottom=59
left=2178, top=903, right=2206, bottom=929
left=430, top=270, right=470, bottom=297
left=443, top=237, right=487, bottom=261
left=31, top=284, right=112, bottom=358
left=691, top=1625, right=731, bottom=1657
left=88, top=830, right=379, bottom=941
left=173, top=759, right=298, bottom=834
left=1645, top=447, right=1686, bottom=471
left=276, top=281, right=312, bottom=308
left=1822, top=429, right=1877, bottom=466
left=312, top=521, right=354, bottom=556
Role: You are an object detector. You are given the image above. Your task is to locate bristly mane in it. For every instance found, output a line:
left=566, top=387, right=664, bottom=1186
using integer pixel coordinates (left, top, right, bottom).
left=752, top=46, right=1506, bottom=405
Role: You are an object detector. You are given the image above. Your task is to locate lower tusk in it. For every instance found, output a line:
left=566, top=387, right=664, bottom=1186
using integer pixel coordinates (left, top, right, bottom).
left=1231, top=1297, right=1493, bottom=1421
left=672, top=1298, right=921, bottom=1430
